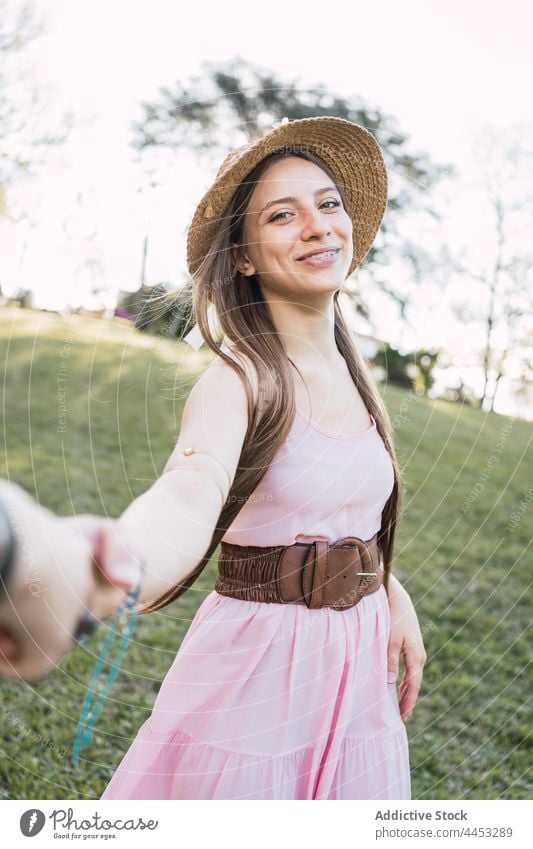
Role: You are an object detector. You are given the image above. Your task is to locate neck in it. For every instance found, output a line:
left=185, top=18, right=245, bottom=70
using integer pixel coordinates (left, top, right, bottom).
left=267, top=296, right=342, bottom=370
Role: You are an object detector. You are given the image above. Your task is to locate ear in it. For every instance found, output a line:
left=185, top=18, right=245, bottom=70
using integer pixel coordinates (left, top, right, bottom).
left=230, top=242, right=256, bottom=277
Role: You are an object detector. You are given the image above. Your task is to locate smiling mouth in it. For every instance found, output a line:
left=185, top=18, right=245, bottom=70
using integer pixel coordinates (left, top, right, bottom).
left=297, top=248, right=340, bottom=261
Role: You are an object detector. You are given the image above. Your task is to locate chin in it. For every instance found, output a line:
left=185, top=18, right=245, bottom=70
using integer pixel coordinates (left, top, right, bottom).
left=298, top=270, right=346, bottom=288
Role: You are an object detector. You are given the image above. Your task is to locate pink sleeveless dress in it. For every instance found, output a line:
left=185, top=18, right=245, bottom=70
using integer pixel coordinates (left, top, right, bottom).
left=101, top=403, right=411, bottom=800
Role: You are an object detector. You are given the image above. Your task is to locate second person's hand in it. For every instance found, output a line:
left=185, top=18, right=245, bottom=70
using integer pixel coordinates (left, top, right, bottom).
left=0, top=481, right=142, bottom=682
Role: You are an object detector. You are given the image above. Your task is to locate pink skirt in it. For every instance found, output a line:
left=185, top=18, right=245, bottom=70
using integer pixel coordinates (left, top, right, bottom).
left=101, top=585, right=410, bottom=799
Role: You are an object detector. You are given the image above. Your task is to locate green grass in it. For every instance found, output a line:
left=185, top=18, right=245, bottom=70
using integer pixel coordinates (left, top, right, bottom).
left=0, top=307, right=531, bottom=800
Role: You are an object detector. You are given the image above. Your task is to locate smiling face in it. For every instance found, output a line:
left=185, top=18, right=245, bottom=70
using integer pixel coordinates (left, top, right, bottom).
left=230, top=156, right=353, bottom=301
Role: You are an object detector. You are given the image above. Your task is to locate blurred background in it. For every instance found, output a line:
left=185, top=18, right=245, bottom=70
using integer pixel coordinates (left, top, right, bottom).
left=0, top=0, right=531, bottom=802
left=0, top=0, right=532, bottom=417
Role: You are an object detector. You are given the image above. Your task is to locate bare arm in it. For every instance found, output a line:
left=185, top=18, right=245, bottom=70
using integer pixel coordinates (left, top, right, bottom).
left=0, top=348, right=257, bottom=679
left=385, top=570, right=427, bottom=721
left=94, top=351, right=256, bottom=606
left=386, top=573, right=407, bottom=599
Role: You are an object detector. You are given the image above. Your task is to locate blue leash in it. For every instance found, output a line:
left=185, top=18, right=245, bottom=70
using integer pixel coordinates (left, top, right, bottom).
left=71, top=563, right=145, bottom=767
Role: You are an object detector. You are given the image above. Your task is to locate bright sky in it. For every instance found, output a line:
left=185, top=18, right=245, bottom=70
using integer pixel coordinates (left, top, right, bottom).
left=1, top=0, right=532, bottom=417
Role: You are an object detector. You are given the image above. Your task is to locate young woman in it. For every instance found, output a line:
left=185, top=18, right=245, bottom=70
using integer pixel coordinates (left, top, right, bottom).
left=0, top=116, right=426, bottom=799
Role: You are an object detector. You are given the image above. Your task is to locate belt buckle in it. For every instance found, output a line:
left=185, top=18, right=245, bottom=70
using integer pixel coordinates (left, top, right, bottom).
left=303, top=536, right=378, bottom=610
left=341, top=536, right=379, bottom=608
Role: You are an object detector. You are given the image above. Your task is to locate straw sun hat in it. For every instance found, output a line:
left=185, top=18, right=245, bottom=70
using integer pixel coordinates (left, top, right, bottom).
left=186, top=115, right=389, bottom=280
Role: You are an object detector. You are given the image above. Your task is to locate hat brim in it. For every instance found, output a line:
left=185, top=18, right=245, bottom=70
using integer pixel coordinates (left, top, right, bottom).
left=186, top=116, right=388, bottom=279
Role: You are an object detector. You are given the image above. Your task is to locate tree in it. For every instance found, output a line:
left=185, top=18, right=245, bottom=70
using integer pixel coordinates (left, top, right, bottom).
left=448, top=122, right=533, bottom=412
left=0, top=0, right=73, bottom=220
left=373, top=343, right=440, bottom=393
left=116, top=281, right=194, bottom=338
left=10, top=285, right=32, bottom=307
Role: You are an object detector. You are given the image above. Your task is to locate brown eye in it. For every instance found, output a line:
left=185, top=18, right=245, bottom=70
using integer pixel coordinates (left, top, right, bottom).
left=73, top=610, right=99, bottom=645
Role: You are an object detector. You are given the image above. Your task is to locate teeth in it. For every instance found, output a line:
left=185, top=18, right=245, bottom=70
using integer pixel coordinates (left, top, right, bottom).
left=303, top=250, right=337, bottom=260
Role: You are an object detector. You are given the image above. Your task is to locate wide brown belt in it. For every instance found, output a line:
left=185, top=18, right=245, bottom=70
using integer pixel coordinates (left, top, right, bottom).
left=215, top=533, right=383, bottom=611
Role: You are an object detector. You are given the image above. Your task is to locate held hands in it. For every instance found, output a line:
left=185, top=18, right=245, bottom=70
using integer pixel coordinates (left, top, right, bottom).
left=0, top=481, right=143, bottom=682
left=386, top=575, right=427, bottom=722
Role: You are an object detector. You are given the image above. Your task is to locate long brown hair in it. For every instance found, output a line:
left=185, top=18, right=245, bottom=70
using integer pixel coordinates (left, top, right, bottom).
left=139, top=149, right=404, bottom=614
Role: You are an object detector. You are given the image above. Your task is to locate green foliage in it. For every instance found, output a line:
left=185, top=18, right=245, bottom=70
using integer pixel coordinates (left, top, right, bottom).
left=0, top=309, right=530, bottom=800
left=374, top=342, right=440, bottom=393
left=117, top=282, right=194, bottom=339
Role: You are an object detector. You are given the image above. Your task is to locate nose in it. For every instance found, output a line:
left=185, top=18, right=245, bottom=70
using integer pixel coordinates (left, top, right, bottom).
left=298, top=206, right=332, bottom=240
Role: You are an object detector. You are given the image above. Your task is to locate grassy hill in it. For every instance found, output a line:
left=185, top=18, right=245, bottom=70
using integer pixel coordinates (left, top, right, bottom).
left=0, top=308, right=531, bottom=800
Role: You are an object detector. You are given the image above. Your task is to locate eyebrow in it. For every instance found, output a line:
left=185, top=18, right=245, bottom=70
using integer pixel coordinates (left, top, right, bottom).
left=259, top=186, right=340, bottom=216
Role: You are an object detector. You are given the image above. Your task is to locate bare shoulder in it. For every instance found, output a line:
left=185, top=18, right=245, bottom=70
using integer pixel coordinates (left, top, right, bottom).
left=161, top=340, right=258, bottom=498
left=207, top=339, right=260, bottom=408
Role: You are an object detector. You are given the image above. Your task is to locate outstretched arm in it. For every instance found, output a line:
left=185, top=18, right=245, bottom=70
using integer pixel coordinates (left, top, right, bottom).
left=0, top=349, right=257, bottom=681
left=77, top=351, right=254, bottom=608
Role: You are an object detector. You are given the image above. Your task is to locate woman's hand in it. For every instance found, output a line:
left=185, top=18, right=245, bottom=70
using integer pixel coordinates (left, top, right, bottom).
left=386, top=575, right=427, bottom=722
left=0, top=481, right=142, bottom=683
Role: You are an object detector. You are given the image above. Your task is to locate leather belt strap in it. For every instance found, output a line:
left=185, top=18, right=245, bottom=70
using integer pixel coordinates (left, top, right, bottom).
left=216, top=533, right=383, bottom=611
